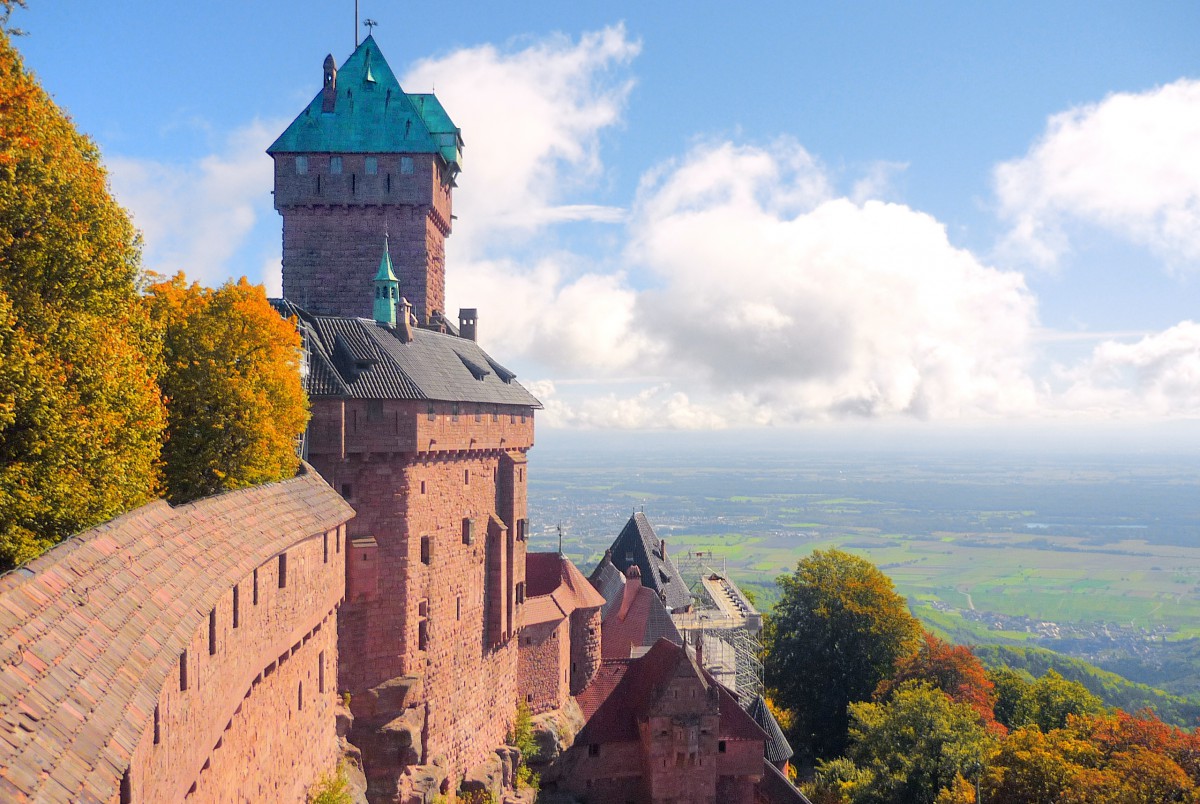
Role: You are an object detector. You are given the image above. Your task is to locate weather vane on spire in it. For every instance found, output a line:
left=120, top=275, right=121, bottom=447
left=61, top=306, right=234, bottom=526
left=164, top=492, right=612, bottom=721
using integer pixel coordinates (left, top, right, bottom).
left=363, top=18, right=379, bottom=35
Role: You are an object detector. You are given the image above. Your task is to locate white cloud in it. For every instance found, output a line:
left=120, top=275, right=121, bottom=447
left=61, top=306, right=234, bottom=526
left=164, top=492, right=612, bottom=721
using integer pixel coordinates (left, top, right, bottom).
left=107, top=120, right=281, bottom=288
left=403, top=25, right=639, bottom=255
left=626, top=141, right=1039, bottom=422
left=1058, top=322, right=1200, bottom=417
left=996, top=79, right=1200, bottom=267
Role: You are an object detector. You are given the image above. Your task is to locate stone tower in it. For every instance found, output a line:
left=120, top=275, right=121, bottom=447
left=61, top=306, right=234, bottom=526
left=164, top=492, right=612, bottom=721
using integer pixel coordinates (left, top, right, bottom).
left=268, top=36, right=462, bottom=325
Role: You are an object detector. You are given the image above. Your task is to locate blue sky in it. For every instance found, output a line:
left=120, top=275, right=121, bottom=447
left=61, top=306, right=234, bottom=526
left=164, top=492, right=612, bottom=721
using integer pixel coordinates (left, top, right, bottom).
left=11, top=2, right=1200, bottom=434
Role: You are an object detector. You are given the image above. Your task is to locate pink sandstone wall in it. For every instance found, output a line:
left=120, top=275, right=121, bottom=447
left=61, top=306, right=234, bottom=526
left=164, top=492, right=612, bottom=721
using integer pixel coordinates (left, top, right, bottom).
left=570, top=607, right=602, bottom=695
left=518, top=618, right=571, bottom=715
left=275, top=153, right=452, bottom=323
left=0, top=467, right=353, bottom=803
left=126, top=526, right=346, bottom=802
left=308, top=398, right=534, bottom=782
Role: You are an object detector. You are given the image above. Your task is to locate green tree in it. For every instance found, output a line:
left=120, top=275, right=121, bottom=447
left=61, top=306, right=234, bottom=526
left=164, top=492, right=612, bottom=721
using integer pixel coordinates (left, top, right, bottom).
left=147, top=275, right=307, bottom=503
left=764, top=549, right=921, bottom=762
left=0, top=28, right=164, bottom=568
left=988, top=667, right=1033, bottom=731
left=844, top=683, right=993, bottom=804
left=1018, top=670, right=1105, bottom=733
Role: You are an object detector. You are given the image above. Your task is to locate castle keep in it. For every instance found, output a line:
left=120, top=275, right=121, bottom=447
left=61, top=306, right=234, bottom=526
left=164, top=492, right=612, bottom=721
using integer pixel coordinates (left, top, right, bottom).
left=0, top=33, right=806, bottom=804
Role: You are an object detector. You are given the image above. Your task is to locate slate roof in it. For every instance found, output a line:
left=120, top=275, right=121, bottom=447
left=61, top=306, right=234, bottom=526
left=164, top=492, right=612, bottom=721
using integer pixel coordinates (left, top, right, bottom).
left=760, top=759, right=813, bottom=803
left=607, top=513, right=693, bottom=611
left=588, top=553, right=627, bottom=621
left=271, top=302, right=541, bottom=407
left=748, top=695, right=795, bottom=765
left=268, top=36, right=462, bottom=169
left=0, top=465, right=352, bottom=803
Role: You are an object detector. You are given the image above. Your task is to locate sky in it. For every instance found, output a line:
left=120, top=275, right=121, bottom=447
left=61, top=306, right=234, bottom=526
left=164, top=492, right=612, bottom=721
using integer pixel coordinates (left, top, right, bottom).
left=11, top=2, right=1200, bottom=440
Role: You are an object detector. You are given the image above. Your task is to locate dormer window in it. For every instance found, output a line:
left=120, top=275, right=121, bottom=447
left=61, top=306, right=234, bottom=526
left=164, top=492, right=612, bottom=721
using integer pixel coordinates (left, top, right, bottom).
left=295, top=156, right=308, bottom=175
left=330, top=156, right=343, bottom=175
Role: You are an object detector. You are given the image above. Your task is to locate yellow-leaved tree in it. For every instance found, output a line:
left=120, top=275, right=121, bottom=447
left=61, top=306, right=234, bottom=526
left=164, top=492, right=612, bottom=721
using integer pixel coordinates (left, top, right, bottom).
left=147, top=275, right=309, bottom=504
left=0, top=26, right=165, bottom=568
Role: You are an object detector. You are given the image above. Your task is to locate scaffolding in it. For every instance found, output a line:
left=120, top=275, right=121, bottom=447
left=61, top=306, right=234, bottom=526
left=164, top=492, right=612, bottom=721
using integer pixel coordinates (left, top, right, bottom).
left=672, top=550, right=764, bottom=703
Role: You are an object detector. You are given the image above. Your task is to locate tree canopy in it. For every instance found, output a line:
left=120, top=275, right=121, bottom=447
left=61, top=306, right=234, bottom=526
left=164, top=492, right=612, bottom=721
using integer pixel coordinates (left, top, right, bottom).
left=0, top=28, right=164, bottom=567
left=147, top=275, right=308, bottom=504
left=839, top=682, right=994, bottom=804
left=0, top=28, right=310, bottom=568
left=764, top=548, right=921, bottom=762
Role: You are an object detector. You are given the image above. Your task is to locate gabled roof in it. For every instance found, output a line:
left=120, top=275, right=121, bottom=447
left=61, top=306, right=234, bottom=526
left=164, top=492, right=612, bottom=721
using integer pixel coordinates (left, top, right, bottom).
left=268, top=36, right=462, bottom=168
left=577, top=639, right=690, bottom=744
left=717, top=685, right=771, bottom=742
left=522, top=553, right=606, bottom=626
left=575, top=659, right=630, bottom=721
left=748, top=695, right=795, bottom=764
left=760, top=760, right=813, bottom=803
left=272, top=302, right=541, bottom=407
left=608, top=513, right=693, bottom=611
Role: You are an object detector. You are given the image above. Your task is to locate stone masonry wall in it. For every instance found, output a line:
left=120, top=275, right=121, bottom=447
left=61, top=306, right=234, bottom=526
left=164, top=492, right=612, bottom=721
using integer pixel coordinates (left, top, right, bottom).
left=309, top=402, right=533, bottom=782
left=125, top=525, right=346, bottom=802
left=518, top=618, right=570, bottom=716
left=275, top=152, right=452, bottom=323
left=569, top=607, right=602, bottom=695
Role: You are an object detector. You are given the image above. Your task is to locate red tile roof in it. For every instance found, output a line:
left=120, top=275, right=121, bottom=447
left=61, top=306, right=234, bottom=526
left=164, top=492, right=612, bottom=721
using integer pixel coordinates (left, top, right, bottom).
left=523, top=553, right=606, bottom=626
left=577, top=638, right=686, bottom=744
left=0, top=464, right=353, bottom=803
left=575, top=659, right=631, bottom=721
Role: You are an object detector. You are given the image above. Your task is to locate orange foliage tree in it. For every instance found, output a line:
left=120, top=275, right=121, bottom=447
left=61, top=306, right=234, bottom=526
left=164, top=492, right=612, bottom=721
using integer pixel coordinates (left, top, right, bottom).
left=0, top=27, right=164, bottom=568
left=146, top=274, right=308, bottom=504
left=876, top=632, right=1003, bottom=734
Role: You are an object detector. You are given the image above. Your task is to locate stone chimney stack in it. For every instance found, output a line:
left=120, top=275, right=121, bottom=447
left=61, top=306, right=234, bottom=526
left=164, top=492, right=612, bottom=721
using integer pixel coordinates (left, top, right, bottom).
left=398, top=298, right=414, bottom=343
left=660, top=539, right=667, bottom=560
left=618, top=565, right=642, bottom=622
left=459, top=308, right=478, bottom=342
left=321, top=54, right=337, bottom=113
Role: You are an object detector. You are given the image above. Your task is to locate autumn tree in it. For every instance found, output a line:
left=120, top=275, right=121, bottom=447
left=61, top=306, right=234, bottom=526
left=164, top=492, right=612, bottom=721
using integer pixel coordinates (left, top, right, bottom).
left=764, top=549, right=921, bottom=762
left=876, top=633, right=1001, bottom=734
left=0, top=28, right=164, bottom=567
left=147, top=274, right=308, bottom=504
left=841, top=683, right=993, bottom=804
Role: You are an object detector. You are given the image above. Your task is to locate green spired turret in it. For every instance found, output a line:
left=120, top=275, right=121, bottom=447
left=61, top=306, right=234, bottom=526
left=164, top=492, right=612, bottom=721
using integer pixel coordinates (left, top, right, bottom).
left=373, top=236, right=399, bottom=327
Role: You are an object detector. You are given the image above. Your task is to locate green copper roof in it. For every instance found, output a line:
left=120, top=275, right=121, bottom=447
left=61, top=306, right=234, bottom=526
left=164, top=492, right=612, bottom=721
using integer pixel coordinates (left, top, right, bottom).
left=268, top=36, right=462, bottom=168
left=374, top=236, right=398, bottom=282
left=373, top=236, right=399, bottom=326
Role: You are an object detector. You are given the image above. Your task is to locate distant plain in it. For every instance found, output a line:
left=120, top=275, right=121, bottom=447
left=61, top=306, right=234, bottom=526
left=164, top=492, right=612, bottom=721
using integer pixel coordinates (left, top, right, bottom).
left=526, top=437, right=1200, bottom=644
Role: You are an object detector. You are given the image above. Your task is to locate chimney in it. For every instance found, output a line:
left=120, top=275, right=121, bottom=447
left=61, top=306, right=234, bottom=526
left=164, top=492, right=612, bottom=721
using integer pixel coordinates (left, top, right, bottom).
left=660, top=539, right=667, bottom=560
left=618, top=565, right=641, bottom=622
left=458, top=308, right=478, bottom=342
left=398, top=297, right=414, bottom=343
left=322, top=55, right=338, bottom=113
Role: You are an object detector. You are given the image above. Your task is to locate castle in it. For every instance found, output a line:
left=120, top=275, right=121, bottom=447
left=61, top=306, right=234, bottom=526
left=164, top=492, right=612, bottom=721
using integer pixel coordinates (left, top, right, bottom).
left=0, top=35, right=805, bottom=804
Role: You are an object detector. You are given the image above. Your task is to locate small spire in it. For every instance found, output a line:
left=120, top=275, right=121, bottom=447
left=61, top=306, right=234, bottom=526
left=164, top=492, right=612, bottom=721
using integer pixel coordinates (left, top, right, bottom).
left=373, top=235, right=399, bottom=327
